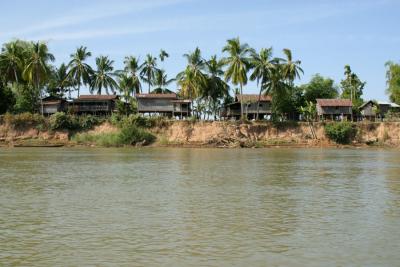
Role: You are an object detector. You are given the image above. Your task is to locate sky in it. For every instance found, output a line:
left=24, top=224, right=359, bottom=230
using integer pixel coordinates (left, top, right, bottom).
left=0, top=0, right=399, bottom=100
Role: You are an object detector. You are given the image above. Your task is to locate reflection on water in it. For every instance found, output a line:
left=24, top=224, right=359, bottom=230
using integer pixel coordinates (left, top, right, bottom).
left=1, top=148, right=400, bottom=266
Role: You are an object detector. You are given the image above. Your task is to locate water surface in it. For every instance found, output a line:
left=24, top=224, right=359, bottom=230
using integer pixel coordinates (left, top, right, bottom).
left=1, top=148, right=400, bottom=266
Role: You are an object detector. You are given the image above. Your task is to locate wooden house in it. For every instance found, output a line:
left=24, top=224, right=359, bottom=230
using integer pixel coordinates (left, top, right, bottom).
left=41, top=96, right=67, bottom=115
left=360, top=100, right=400, bottom=120
left=71, top=95, right=118, bottom=115
left=136, top=93, right=192, bottom=118
left=222, top=94, right=272, bottom=120
left=316, top=99, right=353, bottom=121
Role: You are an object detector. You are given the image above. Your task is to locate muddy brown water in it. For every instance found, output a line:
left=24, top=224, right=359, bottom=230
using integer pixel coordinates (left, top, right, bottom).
left=1, top=147, right=400, bottom=266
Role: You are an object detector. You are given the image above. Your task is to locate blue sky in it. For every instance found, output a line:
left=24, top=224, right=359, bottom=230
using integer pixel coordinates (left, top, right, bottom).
left=0, top=0, right=399, bottom=100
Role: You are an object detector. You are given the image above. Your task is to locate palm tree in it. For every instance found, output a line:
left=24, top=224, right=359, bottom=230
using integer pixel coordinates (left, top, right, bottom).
left=90, top=56, right=118, bottom=95
left=22, top=41, right=55, bottom=114
left=152, top=69, right=175, bottom=93
left=118, top=73, right=134, bottom=101
left=205, top=55, right=229, bottom=119
left=139, top=54, right=158, bottom=93
left=176, top=47, right=207, bottom=99
left=123, top=56, right=141, bottom=95
left=281, top=49, right=303, bottom=86
left=263, top=59, right=289, bottom=118
left=68, top=46, right=93, bottom=98
left=0, top=40, right=24, bottom=84
left=250, top=47, right=274, bottom=119
left=159, top=49, right=169, bottom=62
left=49, top=63, right=73, bottom=97
left=222, top=37, right=253, bottom=119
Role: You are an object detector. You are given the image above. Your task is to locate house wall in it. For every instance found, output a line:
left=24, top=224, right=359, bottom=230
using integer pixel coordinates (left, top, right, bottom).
left=43, top=104, right=60, bottom=114
left=317, top=105, right=352, bottom=115
left=226, top=102, right=272, bottom=117
left=137, top=99, right=174, bottom=112
left=361, top=103, right=375, bottom=117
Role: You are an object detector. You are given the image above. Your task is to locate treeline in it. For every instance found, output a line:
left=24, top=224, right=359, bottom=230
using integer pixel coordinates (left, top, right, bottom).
left=0, top=38, right=399, bottom=120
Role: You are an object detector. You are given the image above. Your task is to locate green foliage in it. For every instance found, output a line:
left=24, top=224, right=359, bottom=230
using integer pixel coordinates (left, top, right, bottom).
left=72, top=124, right=155, bottom=147
left=301, top=74, right=338, bottom=103
left=324, top=122, right=356, bottom=144
left=300, top=101, right=317, bottom=121
left=0, top=83, right=16, bottom=114
left=110, top=114, right=167, bottom=129
left=385, top=61, right=400, bottom=104
left=3, top=112, right=45, bottom=129
left=49, top=112, right=102, bottom=131
left=340, top=65, right=365, bottom=115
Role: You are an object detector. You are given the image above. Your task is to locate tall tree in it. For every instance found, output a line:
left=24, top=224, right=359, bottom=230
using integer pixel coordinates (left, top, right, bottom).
left=68, top=46, right=93, bottom=98
left=340, top=65, right=365, bottom=114
left=222, top=37, right=253, bottom=119
left=90, top=56, right=118, bottom=95
left=385, top=61, right=400, bottom=104
left=176, top=47, right=207, bottom=99
left=22, top=41, right=55, bottom=114
left=48, top=63, right=73, bottom=97
left=123, top=56, right=141, bottom=95
left=301, top=74, right=338, bottom=103
left=205, top=55, right=229, bottom=119
left=281, top=48, right=303, bottom=86
left=152, top=69, right=175, bottom=93
left=0, top=40, right=25, bottom=84
left=250, top=47, right=274, bottom=119
left=118, top=73, right=134, bottom=101
left=140, top=54, right=158, bottom=93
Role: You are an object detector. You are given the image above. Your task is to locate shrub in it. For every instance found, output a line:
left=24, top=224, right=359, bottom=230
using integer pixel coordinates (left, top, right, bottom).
left=324, top=122, right=356, bottom=144
left=72, top=124, right=155, bottom=147
left=78, top=115, right=102, bottom=130
left=4, top=112, right=45, bottom=129
left=49, top=112, right=72, bottom=130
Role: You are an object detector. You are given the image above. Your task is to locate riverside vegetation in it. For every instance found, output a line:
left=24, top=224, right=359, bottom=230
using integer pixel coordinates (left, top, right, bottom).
left=1, top=38, right=400, bottom=147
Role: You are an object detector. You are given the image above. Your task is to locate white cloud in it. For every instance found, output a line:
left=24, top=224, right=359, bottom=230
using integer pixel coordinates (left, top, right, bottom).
left=1, top=0, right=192, bottom=39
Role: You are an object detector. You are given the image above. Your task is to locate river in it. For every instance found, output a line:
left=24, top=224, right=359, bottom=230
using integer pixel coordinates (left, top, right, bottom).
left=1, top=148, right=400, bottom=266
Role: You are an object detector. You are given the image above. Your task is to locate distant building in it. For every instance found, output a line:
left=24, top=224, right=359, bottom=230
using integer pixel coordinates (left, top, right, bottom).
left=360, top=100, right=400, bottom=120
left=222, top=94, right=272, bottom=120
left=316, top=99, right=353, bottom=121
left=41, top=96, right=67, bottom=115
left=71, top=95, right=119, bottom=115
left=136, top=93, right=192, bottom=118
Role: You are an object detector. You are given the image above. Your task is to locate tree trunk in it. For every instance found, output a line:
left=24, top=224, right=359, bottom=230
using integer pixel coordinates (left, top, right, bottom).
left=256, top=86, right=262, bottom=120
left=240, top=84, right=244, bottom=120
left=77, top=83, right=80, bottom=98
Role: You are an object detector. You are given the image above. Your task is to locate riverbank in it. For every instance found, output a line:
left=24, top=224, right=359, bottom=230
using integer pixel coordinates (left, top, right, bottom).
left=1, top=116, right=400, bottom=148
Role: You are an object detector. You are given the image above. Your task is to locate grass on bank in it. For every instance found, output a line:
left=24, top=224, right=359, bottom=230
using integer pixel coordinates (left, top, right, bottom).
left=71, top=124, right=155, bottom=147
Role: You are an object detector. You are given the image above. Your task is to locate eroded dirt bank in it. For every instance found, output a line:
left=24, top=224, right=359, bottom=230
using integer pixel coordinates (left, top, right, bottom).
left=1, top=120, right=400, bottom=148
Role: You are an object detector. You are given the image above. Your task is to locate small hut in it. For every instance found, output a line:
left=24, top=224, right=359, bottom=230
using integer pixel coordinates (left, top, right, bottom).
left=41, top=96, right=67, bottom=115
left=316, top=99, right=353, bottom=121
left=71, top=95, right=118, bottom=115
left=360, top=100, right=400, bottom=120
left=136, top=93, right=192, bottom=118
left=222, top=94, right=272, bottom=120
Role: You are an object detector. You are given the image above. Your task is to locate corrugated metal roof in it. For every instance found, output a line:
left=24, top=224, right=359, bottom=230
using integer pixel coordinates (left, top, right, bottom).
left=316, top=99, right=353, bottom=107
left=136, top=93, right=177, bottom=99
left=236, top=94, right=272, bottom=102
left=78, top=95, right=118, bottom=100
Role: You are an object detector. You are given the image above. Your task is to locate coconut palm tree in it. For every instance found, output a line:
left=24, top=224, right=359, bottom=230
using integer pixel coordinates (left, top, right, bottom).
left=22, top=41, right=55, bottom=114
left=48, top=63, right=73, bottom=97
left=205, top=55, right=229, bottom=119
left=222, top=37, right=253, bottom=119
left=139, top=54, right=158, bottom=93
left=176, top=47, right=207, bottom=99
left=67, top=46, right=93, bottom=98
left=118, top=73, right=134, bottom=101
left=0, top=40, right=25, bottom=84
left=90, top=56, right=118, bottom=95
left=152, top=69, right=175, bottom=93
left=123, top=56, right=141, bottom=95
left=281, top=48, right=303, bottom=86
left=250, top=47, right=274, bottom=119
